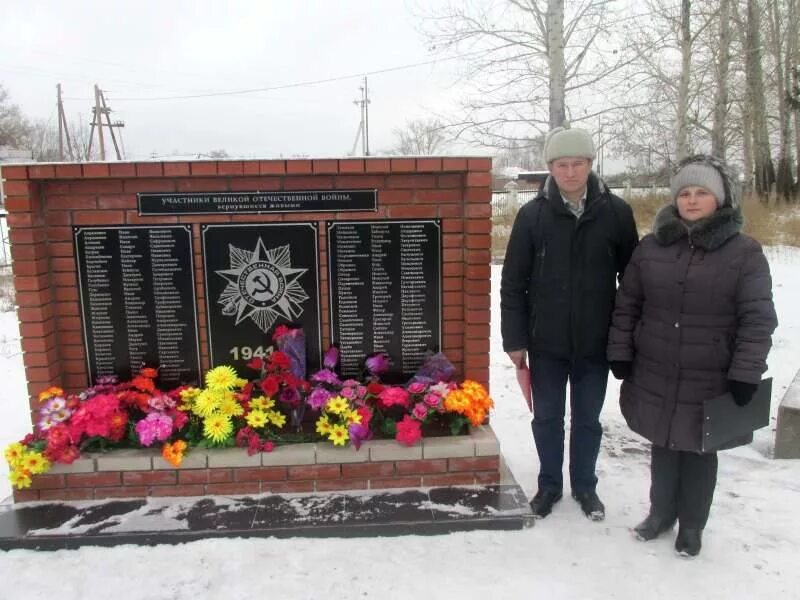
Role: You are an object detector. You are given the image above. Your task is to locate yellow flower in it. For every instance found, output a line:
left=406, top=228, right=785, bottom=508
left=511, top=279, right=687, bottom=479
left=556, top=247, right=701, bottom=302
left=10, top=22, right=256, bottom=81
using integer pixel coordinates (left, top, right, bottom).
left=9, top=469, right=32, bottom=489
left=267, top=411, right=286, bottom=428
left=235, top=378, right=249, bottom=388
left=246, top=409, right=268, bottom=429
left=193, top=389, right=221, bottom=418
left=22, top=451, right=50, bottom=475
left=203, top=414, right=233, bottom=444
left=180, top=387, right=200, bottom=399
left=316, top=415, right=332, bottom=436
left=205, top=365, right=239, bottom=390
left=346, top=410, right=362, bottom=425
left=250, top=396, right=275, bottom=411
left=325, top=396, right=349, bottom=416
left=4, top=442, right=25, bottom=467
left=38, top=386, right=64, bottom=402
left=218, top=394, right=244, bottom=418
left=328, top=424, right=349, bottom=446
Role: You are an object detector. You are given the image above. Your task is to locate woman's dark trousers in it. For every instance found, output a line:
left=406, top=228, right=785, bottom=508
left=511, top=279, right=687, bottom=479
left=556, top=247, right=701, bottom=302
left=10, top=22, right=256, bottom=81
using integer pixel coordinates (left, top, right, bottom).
left=650, top=444, right=718, bottom=529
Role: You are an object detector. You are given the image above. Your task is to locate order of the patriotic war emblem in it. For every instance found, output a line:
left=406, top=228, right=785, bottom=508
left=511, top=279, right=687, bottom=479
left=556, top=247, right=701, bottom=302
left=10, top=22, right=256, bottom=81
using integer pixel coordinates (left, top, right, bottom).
left=215, top=238, right=308, bottom=333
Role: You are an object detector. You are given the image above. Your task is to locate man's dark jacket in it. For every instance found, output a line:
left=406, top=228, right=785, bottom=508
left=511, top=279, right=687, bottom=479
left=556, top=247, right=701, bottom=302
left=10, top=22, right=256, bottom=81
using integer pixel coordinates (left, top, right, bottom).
left=500, top=172, right=639, bottom=360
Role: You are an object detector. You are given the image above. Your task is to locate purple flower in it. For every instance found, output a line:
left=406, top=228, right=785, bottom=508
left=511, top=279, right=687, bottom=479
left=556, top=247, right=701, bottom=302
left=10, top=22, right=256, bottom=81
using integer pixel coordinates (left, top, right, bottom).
left=365, top=352, right=390, bottom=376
left=42, top=396, right=67, bottom=414
left=323, top=346, right=340, bottom=369
left=413, top=352, right=456, bottom=383
left=311, top=369, right=341, bottom=386
left=412, top=402, right=429, bottom=420
left=348, top=422, right=372, bottom=450
left=280, top=387, right=301, bottom=408
left=308, top=387, right=334, bottom=410
left=276, top=328, right=307, bottom=379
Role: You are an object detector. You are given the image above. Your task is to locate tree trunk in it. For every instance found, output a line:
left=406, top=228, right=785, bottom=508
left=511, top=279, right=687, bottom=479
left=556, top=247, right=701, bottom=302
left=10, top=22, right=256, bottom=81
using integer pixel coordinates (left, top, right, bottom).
left=676, top=0, right=692, bottom=160
left=767, top=0, right=793, bottom=199
left=547, top=0, right=566, bottom=129
left=742, top=103, right=754, bottom=192
left=711, top=0, right=731, bottom=160
left=746, top=0, right=775, bottom=197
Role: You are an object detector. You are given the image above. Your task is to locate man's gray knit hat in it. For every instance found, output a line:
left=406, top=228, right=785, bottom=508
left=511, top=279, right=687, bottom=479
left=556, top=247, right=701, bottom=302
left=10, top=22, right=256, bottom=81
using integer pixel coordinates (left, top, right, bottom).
left=544, top=125, right=596, bottom=162
left=670, top=163, right=726, bottom=207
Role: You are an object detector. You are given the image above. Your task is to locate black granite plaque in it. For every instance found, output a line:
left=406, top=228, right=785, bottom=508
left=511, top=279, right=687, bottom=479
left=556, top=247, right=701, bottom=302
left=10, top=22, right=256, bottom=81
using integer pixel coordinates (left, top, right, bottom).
left=74, top=226, right=201, bottom=388
left=202, top=223, right=322, bottom=375
left=138, top=190, right=377, bottom=216
left=328, top=220, right=442, bottom=381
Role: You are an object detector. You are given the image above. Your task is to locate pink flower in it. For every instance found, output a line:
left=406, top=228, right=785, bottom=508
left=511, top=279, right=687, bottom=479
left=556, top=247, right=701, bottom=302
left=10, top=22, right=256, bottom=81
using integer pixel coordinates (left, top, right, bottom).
left=408, top=382, right=427, bottom=394
left=412, top=402, right=429, bottom=420
left=135, top=412, right=173, bottom=447
left=395, top=415, right=422, bottom=447
left=378, top=386, right=410, bottom=409
left=423, top=392, right=441, bottom=408
left=308, top=387, right=333, bottom=410
left=341, top=386, right=356, bottom=399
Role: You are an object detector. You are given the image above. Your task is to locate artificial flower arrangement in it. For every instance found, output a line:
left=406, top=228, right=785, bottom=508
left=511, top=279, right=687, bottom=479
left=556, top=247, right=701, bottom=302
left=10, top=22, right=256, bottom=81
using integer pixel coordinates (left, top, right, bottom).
left=5, top=326, right=492, bottom=489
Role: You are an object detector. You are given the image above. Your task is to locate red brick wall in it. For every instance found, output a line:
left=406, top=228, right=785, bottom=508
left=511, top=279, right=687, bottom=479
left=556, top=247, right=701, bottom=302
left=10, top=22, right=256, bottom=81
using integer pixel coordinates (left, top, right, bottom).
left=2, top=157, right=492, bottom=423
left=13, top=455, right=501, bottom=503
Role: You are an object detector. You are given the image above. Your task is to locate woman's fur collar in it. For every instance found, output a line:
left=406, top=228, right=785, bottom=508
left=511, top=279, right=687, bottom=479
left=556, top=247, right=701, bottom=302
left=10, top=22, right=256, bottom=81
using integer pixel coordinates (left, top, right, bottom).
left=653, top=204, right=743, bottom=250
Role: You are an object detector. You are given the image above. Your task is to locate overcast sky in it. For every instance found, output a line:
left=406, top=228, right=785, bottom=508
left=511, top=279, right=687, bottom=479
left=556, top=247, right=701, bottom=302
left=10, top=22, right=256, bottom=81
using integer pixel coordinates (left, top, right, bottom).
left=0, top=0, right=470, bottom=160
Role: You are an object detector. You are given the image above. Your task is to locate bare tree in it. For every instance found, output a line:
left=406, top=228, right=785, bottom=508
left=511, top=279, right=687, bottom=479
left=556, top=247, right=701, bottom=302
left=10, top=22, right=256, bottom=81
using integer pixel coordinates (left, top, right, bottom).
left=390, top=118, right=449, bottom=155
left=416, top=0, right=636, bottom=147
left=739, top=0, right=776, bottom=196
left=711, top=0, right=732, bottom=159
left=0, top=85, right=31, bottom=149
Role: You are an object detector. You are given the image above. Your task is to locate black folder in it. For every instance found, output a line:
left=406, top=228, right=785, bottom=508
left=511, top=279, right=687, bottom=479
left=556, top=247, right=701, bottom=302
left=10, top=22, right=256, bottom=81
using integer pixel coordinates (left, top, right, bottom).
left=702, top=378, right=772, bottom=452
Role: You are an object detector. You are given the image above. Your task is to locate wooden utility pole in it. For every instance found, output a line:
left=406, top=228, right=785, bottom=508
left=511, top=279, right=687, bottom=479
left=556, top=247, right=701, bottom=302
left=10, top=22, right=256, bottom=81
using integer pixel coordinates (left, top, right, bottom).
left=56, top=83, right=75, bottom=161
left=87, top=84, right=125, bottom=161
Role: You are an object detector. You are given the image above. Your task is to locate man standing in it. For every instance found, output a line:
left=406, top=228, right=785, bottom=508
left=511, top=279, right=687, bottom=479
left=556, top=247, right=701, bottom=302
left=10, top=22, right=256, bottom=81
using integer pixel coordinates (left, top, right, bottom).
left=500, top=126, right=639, bottom=520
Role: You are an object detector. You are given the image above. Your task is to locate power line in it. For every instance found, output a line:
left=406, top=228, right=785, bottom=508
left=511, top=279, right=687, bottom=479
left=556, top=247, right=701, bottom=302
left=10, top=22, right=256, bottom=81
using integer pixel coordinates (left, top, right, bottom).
left=106, top=52, right=484, bottom=102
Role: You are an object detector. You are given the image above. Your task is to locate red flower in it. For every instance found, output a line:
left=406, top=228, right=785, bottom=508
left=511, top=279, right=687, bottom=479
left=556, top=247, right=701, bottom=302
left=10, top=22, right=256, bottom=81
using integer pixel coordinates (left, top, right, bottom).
left=366, top=382, right=384, bottom=396
left=260, top=375, right=280, bottom=398
left=261, top=440, right=275, bottom=453
left=269, top=351, right=291, bottom=371
left=272, top=324, right=290, bottom=341
left=247, top=357, right=264, bottom=371
left=139, top=367, right=159, bottom=379
left=395, top=415, right=422, bottom=447
left=131, top=376, right=155, bottom=393
left=356, top=406, right=373, bottom=427
left=378, top=386, right=410, bottom=409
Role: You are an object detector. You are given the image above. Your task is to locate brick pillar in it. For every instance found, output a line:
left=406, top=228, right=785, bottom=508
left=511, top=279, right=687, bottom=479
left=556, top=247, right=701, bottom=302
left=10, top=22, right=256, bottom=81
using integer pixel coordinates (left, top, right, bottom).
left=2, top=165, right=61, bottom=424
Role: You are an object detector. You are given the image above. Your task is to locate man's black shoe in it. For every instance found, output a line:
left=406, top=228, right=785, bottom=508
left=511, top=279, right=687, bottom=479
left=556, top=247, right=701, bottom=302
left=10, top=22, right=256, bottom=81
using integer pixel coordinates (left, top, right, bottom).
left=633, top=513, right=676, bottom=541
left=675, top=528, right=703, bottom=558
left=571, top=490, right=606, bottom=521
left=529, top=489, right=563, bottom=518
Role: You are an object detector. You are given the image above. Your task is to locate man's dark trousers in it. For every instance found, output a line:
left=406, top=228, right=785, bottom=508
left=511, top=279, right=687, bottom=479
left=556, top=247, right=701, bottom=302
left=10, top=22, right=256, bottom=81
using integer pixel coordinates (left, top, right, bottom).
left=530, top=357, right=608, bottom=494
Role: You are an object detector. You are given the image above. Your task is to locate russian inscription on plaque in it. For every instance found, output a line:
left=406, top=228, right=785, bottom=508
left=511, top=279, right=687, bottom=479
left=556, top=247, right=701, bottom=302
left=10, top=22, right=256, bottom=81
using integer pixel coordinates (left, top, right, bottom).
left=74, top=225, right=201, bottom=387
left=138, top=189, right=377, bottom=216
left=328, top=220, right=442, bottom=381
left=202, top=223, right=322, bottom=375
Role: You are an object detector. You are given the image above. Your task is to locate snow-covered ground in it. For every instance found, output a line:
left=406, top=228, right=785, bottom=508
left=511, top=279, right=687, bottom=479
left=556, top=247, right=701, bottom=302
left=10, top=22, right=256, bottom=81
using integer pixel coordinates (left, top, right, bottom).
left=1, top=250, right=799, bottom=599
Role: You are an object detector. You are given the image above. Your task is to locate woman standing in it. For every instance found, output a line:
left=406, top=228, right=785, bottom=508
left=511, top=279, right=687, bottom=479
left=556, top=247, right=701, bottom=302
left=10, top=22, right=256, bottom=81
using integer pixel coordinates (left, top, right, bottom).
left=607, top=154, right=777, bottom=558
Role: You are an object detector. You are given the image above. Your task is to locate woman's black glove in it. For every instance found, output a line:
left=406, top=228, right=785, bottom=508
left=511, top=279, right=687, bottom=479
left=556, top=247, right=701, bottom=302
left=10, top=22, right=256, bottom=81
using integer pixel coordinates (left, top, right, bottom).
left=728, top=380, right=758, bottom=406
left=609, top=361, right=633, bottom=381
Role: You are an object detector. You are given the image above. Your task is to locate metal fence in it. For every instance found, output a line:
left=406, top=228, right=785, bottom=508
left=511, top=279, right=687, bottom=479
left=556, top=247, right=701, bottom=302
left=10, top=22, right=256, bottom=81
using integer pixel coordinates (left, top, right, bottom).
left=0, top=212, right=11, bottom=268
left=492, top=190, right=538, bottom=219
